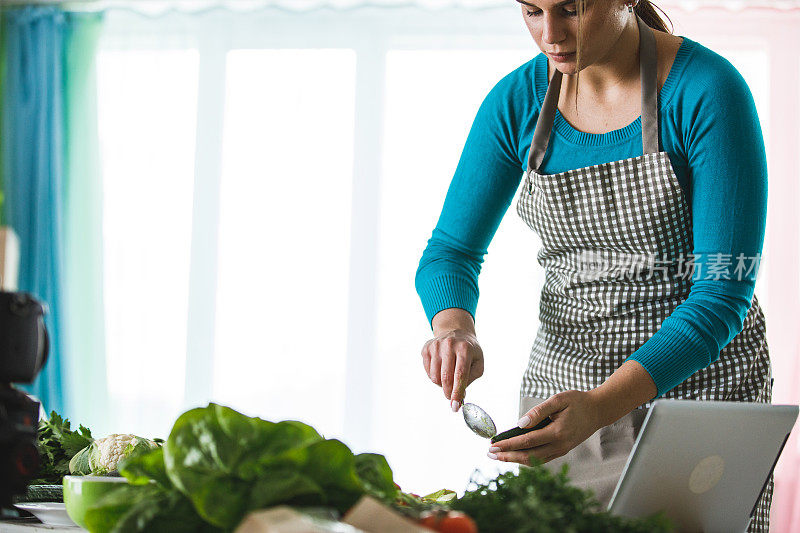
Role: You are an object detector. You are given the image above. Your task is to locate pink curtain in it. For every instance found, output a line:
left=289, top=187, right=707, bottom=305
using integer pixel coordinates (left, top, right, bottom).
left=661, top=2, right=800, bottom=530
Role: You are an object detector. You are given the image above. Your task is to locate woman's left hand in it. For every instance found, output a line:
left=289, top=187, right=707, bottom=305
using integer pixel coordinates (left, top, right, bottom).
left=487, top=390, right=606, bottom=466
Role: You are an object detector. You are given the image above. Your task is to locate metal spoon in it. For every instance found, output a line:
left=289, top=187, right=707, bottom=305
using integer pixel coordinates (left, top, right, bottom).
left=462, top=401, right=553, bottom=443
left=462, top=402, right=497, bottom=439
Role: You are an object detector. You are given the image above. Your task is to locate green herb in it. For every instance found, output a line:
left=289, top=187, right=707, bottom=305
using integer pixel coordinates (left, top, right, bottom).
left=30, top=411, right=93, bottom=485
left=390, top=487, right=459, bottom=521
left=83, top=403, right=674, bottom=532
left=450, top=460, right=674, bottom=533
left=423, top=488, right=458, bottom=503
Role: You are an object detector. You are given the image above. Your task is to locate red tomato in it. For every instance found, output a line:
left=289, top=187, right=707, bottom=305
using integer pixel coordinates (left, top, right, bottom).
left=419, top=513, right=439, bottom=530
left=419, top=511, right=478, bottom=533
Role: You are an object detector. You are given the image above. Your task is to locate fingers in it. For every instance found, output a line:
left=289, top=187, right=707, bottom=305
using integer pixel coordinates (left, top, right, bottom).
left=443, top=341, right=473, bottom=406
left=491, top=424, right=558, bottom=451
left=486, top=391, right=592, bottom=467
left=468, top=356, right=484, bottom=384
left=488, top=443, right=561, bottom=466
left=421, top=342, right=432, bottom=376
left=429, top=345, right=442, bottom=386
left=451, top=347, right=469, bottom=405
left=421, top=338, right=442, bottom=385
left=438, top=344, right=454, bottom=400
left=518, top=394, right=565, bottom=428
left=420, top=331, right=484, bottom=408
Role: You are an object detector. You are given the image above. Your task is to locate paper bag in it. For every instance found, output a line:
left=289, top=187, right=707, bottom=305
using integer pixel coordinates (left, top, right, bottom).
left=342, top=496, right=432, bottom=533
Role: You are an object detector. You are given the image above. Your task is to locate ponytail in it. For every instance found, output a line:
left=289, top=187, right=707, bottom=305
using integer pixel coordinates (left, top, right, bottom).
left=635, top=0, right=673, bottom=34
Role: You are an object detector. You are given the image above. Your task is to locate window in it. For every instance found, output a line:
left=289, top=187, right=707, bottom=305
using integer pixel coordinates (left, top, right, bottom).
left=97, top=48, right=199, bottom=436
left=212, top=49, right=356, bottom=439
left=96, top=6, right=535, bottom=494
left=375, top=48, right=536, bottom=491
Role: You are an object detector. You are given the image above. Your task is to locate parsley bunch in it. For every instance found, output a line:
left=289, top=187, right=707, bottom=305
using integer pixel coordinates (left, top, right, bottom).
left=30, top=411, right=93, bottom=485
left=450, top=461, right=674, bottom=533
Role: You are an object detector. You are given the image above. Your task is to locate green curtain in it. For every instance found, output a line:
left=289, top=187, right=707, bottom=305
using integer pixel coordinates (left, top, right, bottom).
left=62, top=11, right=107, bottom=427
left=0, top=7, right=105, bottom=423
left=0, top=8, right=6, bottom=225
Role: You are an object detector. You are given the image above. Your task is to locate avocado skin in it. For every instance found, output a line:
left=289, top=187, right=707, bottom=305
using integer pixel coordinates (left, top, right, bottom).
left=490, top=417, right=552, bottom=444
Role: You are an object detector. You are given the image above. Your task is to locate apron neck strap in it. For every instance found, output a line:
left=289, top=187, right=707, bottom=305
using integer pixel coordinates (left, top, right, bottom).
left=527, top=15, right=659, bottom=174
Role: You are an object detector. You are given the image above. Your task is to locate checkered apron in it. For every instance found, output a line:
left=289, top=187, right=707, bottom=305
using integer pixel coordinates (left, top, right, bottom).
left=515, top=16, right=773, bottom=531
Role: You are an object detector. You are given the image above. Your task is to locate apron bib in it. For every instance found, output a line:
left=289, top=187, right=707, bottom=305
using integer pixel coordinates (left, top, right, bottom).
left=515, top=16, right=772, bottom=531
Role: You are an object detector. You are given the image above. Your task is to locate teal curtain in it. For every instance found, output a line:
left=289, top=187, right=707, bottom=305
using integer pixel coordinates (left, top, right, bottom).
left=0, top=6, right=105, bottom=420
left=1, top=6, right=67, bottom=414
left=0, top=9, right=6, bottom=225
left=62, top=11, right=107, bottom=427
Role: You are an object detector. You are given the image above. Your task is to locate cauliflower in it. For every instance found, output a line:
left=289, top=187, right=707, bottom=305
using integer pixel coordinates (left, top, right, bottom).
left=69, top=433, right=160, bottom=476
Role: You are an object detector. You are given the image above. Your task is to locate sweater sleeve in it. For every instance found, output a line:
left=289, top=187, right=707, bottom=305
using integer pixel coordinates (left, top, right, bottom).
left=624, top=50, right=768, bottom=399
left=415, top=73, right=527, bottom=330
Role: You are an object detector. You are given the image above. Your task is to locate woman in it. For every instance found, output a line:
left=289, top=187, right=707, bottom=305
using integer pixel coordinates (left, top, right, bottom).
left=414, top=0, right=772, bottom=531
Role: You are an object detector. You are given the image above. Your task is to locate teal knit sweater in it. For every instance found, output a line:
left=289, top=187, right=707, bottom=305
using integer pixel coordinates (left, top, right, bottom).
left=414, top=36, right=768, bottom=399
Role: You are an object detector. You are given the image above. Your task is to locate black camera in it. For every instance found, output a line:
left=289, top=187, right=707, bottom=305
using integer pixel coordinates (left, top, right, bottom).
left=0, top=292, right=49, bottom=508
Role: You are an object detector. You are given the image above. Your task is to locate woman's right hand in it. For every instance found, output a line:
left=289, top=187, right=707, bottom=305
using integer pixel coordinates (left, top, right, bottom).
left=421, top=316, right=485, bottom=412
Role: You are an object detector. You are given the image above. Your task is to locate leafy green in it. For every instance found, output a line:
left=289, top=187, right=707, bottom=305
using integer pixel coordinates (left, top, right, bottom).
left=69, top=445, right=92, bottom=476
left=84, top=402, right=673, bottom=533
left=123, top=438, right=161, bottom=459
left=354, top=453, right=399, bottom=504
left=110, top=488, right=223, bottom=533
left=163, top=404, right=376, bottom=529
left=84, top=482, right=222, bottom=533
left=422, top=488, right=457, bottom=503
left=118, top=447, right=171, bottom=489
left=86, top=447, right=223, bottom=533
left=450, top=459, right=674, bottom=533
left=88, top=403, right=401, bottom=532
left=84, top=484, right=160, bottom=533
left=30, top=411, right=93, bottom=484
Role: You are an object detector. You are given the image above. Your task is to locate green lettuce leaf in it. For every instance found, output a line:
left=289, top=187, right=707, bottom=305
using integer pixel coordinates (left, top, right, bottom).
left=119, top=447, right=171, bottom=489
left=84, top=484, right=158, bottom=533
left=68, top=445, right=92, bottom=475
left=108, top=488, right=222, bottom=533
left=163, top=404, right=383, bottom=529
left=87, top=403, right=399, bottom=531
left=354, top=453, right=398, bottom=503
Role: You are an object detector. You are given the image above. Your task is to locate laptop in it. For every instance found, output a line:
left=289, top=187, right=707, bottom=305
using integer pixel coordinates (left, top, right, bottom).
left=607, top=399, right=798, bottom=533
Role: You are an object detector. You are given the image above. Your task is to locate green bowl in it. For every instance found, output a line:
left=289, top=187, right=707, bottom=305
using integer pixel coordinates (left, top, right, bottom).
left=63, top=475, right=130, bottom=529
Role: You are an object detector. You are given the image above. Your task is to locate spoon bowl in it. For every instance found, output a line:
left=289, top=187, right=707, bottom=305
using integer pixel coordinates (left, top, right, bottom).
left=462, top=401, right=554, bottom=442
left=462, top=402, right=497, bottom=439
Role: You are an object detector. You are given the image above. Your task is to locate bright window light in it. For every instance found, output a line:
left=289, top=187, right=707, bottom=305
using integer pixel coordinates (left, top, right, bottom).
left=212, top=49, right=356, bottom=440
left=376, top=49, right=539, bottom=495
left=97, top=49, right=199, bottom=437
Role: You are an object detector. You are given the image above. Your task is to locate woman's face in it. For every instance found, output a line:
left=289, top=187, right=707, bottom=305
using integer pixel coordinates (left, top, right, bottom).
left=519, top=0, right=631, bottom=75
